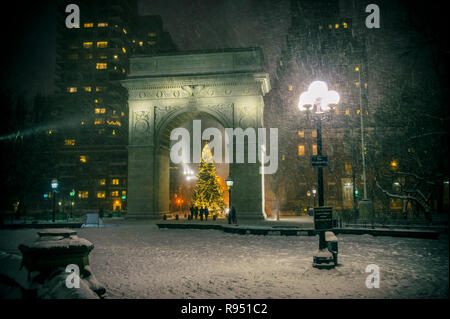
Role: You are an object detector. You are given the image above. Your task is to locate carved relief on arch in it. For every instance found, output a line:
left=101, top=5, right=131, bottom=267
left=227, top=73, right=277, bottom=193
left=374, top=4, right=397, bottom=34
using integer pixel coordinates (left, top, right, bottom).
left=133, top=110, right=152, bottom=136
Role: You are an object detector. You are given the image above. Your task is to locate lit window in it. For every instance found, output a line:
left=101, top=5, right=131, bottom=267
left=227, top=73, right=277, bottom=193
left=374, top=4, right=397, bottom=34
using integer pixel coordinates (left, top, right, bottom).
left=288, top=85, right=293, bottom=91
left=84, top=23, right=94, bottom=28
left=312, top=144, right=318, bottom=155
left=122, top=190, right=127, bottom=196
left=355, top=82, right=360, bottom=87
left=281, top=155, right=285, bottom=161
left=345, top=163, right=352, bottom=175
left=111, top=191, right=119, bottom=197
left=64, top=139, right=75, bottom=146
left=298, top=145, right=305, bottom=156
left=335, top=109, right=339, bottom=115
left=96, top=63, right=107, bottom=69
left=112, top=179, right=119, bottom=185
left=94, top=119, right=104, bottom=125
left=48, top=130, right=53, bottom=135
left=84, top=86, right=92, bottom=92
left=107, top=120, right=121, bottom=127
left=279, top=60, right=283, bottom=66
left=328, top=24, right=332, bottom=29
left=83, top=42, right=93, bottom=48
left=345, top=109, right=350, bottom=115
left=98, top=22, right=108, bottom=27
left=123, top=28, right=127, bottom=34
left=97, top=41, right=108, bottom=48
left=78, top=191, right=88, bottom=199
left=148, top=41, right=156, bottom=45
left=97, top=191, right=106, bottom=199
left=95, top=108, right=106, bottom=114
left=94, top=98, right=103, bottom=103
left=99, top=179, right=106, bottom=185
left=86, top=54, right=93, bottom=59
left=355, top=66, right=359, bottom=72
left=113, top=54, right=118, bottom=59
left=335, top=24, right=339, bottom=29
left=148, top=32, right=156, bottom=37
left=80, top=155, right=87, bottom=163
left=99, top=55, right=108, bottom=59
left=122, top=47, right=127, bottom=53
left=139, top=41, right=143, bottom=47
left=312, top=130, right=317, bottom=138
left=67, top=87, right=77, bottom=93
left=298, top=131, right=304, bottom=138
left=121, top=112, right=125, bottom=116
left=112, top=130, right=116, bottom=135
left=343, top=22, right=348, bottom=28
left=364, top=83, right=368, bottom=89
left=356, top=109, right=361, bottom=114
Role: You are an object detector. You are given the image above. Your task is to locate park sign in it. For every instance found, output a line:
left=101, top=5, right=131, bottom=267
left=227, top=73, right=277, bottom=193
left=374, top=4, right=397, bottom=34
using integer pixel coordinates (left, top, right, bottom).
left=314, top=206, right=333, bottom=230
left=311, top=155, right=328, bottom=168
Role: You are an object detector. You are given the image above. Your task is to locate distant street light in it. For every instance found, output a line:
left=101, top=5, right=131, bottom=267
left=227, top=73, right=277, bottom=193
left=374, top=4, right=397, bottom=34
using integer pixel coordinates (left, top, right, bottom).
left=312, top=187, right=317, bottom=208
left=51, top=179, right=59, bottom=222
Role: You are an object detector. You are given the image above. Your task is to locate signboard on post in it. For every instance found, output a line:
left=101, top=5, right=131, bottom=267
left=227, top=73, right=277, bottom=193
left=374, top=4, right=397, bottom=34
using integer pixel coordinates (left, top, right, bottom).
left=311, top=155, right=328, bottom=167
left=314, top=206, right=333, bottom=230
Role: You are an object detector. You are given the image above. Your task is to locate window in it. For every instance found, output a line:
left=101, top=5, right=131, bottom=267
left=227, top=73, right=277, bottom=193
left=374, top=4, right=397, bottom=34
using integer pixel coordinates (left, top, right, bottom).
left=98, top=22, right=108, bottom=27
left=328, top=24, right=332, bottom=29
left=298, top=130, right=304, bottom=138
left=122, top=47, right=127, bottom=53
left=112, top=130, right=116, bottom=135
left=64, top=139, right=75, bottom=146
left=354, top=66, right=359, bottom=72
left=390, top=160, right=398, bottom=170
left=97, top=191, right=106, bottom=199
left=345, top=109, right=350, bottom=115
left=99, top=55, right=108, bottom=59
left=94, top=119, right=104, bottom=125
left=312, top=144, right=317, bottom=155
left=345, top=163, right=352, bottom=175
left=86, top=54, right=93, bottom=59
left=107, top=120, right=121, bottom=127
left=112, top=178, right=119, bottom=185
left=139, top=41, right=143, bottom=47
left=288, top=85, right=293, bottom=91
left=343, top=22, right=348, bottom=28
left=148, top=32, right=156, bottom=37
left=312, top=130, right=317, bottom=138
left=281, top=155, right=285, bottom=161
left=84, top=86, right=92, bottom=92
left=96, top=86, right=106, bottom=92
left=355, top=82, right=360, bottom=87
left=78, top=191, right=88, bottom=199
left=67, top=87, right=77, bottom=93
left=99, top=179, right=106, bottom=185
left=335, top=24, right=339, bottom=29
left=298, top=145, right=305, bottom=156
left=94, top=98, right=103, bottom=103
left=96, top=63, right=107, bottom=69
left=97, top=41, right=108, bottom=48
left=80, top=155, right=87, bottom=163
left=148, top=41, right=156, bottom=45
left=122, top=28, right=127, bottom=34
left=122, top=190, right=127, bottom=196
left=84, top=23, right=94, bottom=28
left=113, top=54, right=118, bottom=59
left=83, top=42, right=93, bottom=48
left=111, top=191, right=119, bottom=197
left=95, top=108, right=106, bottom=114
left=279, top=60, right=283, bottom=67
left=356, top=109, right=360, bottom=114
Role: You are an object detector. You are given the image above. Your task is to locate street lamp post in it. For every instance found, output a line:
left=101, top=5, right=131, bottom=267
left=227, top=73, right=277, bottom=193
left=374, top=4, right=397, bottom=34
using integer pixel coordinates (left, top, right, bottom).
left=312, top=187, right=317, bottom=208
left=299, top=81, right=339, bottom=268
left=51, top=179, right=59, bottom=223
left=226, top=176, right=234, bottom=208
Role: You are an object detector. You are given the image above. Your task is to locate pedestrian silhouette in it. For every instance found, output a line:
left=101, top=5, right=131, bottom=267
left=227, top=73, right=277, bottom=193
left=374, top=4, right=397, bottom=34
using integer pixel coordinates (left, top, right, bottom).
left=204, top=206, right=209, bottom=221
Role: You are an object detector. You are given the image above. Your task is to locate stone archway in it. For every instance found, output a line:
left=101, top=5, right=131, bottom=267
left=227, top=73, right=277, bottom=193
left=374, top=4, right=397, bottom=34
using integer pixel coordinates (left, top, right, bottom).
left=121, top=48, right=271, bottom=220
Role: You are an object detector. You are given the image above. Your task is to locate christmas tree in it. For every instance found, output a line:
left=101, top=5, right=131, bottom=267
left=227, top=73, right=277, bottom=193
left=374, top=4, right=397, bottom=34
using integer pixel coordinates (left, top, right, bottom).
left=191, top=144, right=225, bottom=212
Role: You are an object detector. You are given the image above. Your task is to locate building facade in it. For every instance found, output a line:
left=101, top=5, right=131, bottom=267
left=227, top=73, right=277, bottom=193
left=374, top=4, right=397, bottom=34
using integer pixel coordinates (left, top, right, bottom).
left=48, top=0, right=176, bottom=214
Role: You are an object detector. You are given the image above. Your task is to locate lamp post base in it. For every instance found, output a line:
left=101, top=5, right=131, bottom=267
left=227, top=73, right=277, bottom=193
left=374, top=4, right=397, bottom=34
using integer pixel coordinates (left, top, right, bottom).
left=313, top=249, right=335, bottom=269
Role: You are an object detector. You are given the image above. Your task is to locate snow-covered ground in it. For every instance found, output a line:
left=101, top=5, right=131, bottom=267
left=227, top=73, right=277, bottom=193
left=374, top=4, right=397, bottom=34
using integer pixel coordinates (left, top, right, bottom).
left=0, top=224, right=448, bottom=299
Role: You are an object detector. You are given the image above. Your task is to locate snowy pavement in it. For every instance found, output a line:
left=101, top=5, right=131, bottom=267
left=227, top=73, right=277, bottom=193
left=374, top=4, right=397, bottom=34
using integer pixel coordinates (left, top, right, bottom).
left=0, top=225, right=448, bottom=299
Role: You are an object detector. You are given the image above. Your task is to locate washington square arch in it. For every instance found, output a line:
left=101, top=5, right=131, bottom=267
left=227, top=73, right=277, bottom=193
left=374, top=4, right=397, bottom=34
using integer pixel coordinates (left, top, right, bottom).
left=121, top=48, right=271, bottom=220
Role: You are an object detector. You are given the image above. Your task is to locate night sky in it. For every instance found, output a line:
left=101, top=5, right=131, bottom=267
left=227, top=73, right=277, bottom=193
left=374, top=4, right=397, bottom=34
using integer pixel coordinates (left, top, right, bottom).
left=1, top=0, right=289, bottom=103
